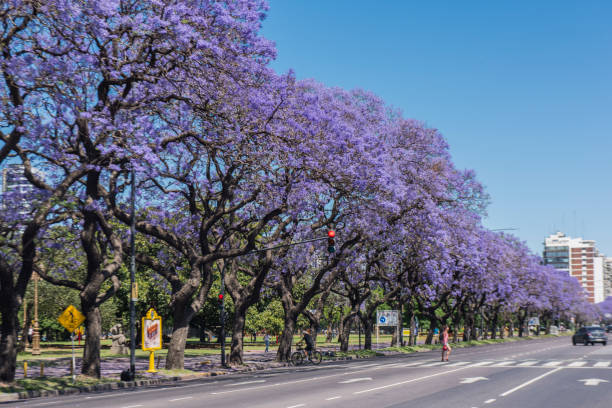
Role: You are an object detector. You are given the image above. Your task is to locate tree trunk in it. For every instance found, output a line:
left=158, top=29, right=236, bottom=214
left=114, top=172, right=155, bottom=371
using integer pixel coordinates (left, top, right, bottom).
left=339, top=315, right=352, bottom=352
left=0, top=301, right=18, bottom=382
left=81, top=304, right=101, bottom=377
left=276, top=314, right=296, bottom=362
left=509, top=320, right=514, bottom=337
left=166, top=302, right=192, bottom=370
left=229, top=310, right=246, bottom=365
left=326, top=324, right=333, bottom=343
left=363, top=317, right=373, bottom=350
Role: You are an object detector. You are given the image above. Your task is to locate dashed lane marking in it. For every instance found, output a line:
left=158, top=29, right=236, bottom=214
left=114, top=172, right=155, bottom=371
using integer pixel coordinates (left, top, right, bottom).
left=325, top=396, right=342, bottom=400
left=354, top=366, right=472, bottom=395
left=169, top=397, right=193, bottom=402
left=484, top=399, right=496, bottom=404
left=499, top=368, right=563, bottom=397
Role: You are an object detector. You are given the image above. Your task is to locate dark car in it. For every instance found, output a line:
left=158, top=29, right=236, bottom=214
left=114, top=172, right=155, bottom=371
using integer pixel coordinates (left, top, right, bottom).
left=572, top=326, right=607, bottom=346
left=606, top=325, right=612, bottom=333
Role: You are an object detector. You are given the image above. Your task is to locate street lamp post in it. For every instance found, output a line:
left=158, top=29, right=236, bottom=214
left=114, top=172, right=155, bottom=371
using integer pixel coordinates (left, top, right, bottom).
left=31, top=272, right=40, bottom=355
left=129, top=169, right=137, bottom=379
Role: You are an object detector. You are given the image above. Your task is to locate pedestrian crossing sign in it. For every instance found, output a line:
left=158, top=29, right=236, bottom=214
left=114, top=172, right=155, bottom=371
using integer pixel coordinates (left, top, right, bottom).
left=58, top=305, right=86, bottom=333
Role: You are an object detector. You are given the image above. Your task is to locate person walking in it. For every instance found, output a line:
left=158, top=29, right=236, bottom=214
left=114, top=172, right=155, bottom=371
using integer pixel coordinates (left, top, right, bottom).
left=441, top=325, right=452, bottom=362
left=264, top=331, right=270, bottom=353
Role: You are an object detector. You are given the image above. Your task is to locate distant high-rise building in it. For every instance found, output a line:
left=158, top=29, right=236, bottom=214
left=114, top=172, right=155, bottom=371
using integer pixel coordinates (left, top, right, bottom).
left=604, top=258, right=612, bottom=299
left=543, top=232, right=605, bottom=304
left=1, top=163, right=44, bottom=216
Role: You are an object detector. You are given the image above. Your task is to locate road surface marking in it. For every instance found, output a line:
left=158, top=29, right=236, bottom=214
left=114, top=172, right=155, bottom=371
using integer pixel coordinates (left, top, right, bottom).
left=354, top=363, right=379, bottom=368
left=398, top=361, right=429, bottom=367
left=493, top=361, right=515, bottom=366
left=121, top=405, right=143, bottom=408
left=484, top=399, right=496, bottom=404
left=169, top=397, right=193, bottom=402
left=420, top=362, right=447, bottom=367
left=325, top=396, right=342, bottom=400
left=518, top=361, right=537, bottom=366
left=211, top=370, right=373, bottom=395
left=470, top=361, right=493, bottom=367
left=225, top=380, right=266, bottom=386
left=447, top=361, right=471, bottom=366
left=287, top=404, right=305, bottom=408
left=542, top=361, right=562, bottom=366
left=594, top=362, right=611, bottom=367
left=339, top=377, right=372, bottom=383
left=499, top=368, right=563, bottom=397
left=568, top=361, right=587, bottom=367
left=578, top=378, right=609, bottom=386
left=353, top=366, right=471, bottom=394
left=460, top=377, right=488, bottom=384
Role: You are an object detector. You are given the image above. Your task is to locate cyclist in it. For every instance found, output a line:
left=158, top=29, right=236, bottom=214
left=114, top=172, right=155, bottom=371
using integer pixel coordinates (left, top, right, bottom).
left=302, top=329, right=314, bottom=360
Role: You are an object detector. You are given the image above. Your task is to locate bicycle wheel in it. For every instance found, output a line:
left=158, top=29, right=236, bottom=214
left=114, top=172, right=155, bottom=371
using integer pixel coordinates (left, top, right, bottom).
left=291, top=351, right=304, bottom=366
left=310, top=350, right=322, bottom=365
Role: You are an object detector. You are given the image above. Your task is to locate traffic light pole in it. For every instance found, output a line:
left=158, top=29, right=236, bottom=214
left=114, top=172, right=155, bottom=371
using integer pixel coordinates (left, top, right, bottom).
left=219, top=260, right=227, bottom=368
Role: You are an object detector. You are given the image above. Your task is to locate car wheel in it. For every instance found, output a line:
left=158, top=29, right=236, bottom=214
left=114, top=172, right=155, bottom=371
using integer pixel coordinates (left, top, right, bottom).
left=603, top=342, right=607, bottom=346
left=572, top=339, right=576, bottom=346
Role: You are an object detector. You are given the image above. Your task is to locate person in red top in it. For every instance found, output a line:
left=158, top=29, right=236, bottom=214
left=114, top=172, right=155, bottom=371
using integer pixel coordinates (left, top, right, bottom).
left=441, top=325, right=452, bottom=362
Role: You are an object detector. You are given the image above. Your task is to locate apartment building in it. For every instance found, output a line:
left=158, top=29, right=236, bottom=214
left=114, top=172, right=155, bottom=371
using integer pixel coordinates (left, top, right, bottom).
left=543, top=232, right=605, bottom=303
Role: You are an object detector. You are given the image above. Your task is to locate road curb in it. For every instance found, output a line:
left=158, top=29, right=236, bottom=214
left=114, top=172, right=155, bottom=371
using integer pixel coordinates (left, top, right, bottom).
left=0, top=362, right=293, bottom=402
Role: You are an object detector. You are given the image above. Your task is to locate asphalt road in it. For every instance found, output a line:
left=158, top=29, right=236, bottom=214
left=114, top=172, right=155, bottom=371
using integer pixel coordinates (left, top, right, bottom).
left=6, top=336, right=612, bottom=408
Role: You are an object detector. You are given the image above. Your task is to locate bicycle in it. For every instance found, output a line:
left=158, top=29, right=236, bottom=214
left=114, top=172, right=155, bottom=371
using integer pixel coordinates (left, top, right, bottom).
left=291, top=342, right=322, bottom=365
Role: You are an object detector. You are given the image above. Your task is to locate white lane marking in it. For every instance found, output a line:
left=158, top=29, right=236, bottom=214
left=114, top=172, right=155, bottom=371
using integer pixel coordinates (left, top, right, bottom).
left=543, top=361, right=562, bottom=367
left=169, top=397, right=193, bottom=402
left=594, top=362, right=611, bottom=367
left=484, top=399, right=496, bottom=404
left=122, top=405, right=143, bottom=408
left=354, top=366, right=471, bottom=394
left=493, top=361, right=515, bottom=366
left=398, top=361, right=429, bottom=367
left=499, top=368, right=563, bottom=397
left=354, top=363, right=379, bottom=368
left=568, top=361, right=587, bottom=367
left=325, top=396, right=342, bottom=400
left=420, top=362, right=447, bottom=367
left=460, top=377, right=488, bottom=384
left=518, top=361, right=538, bottom=366
left=470, top=361, right=494, bottom=367
left=339, top=377, right=372, bottom=383
left=578, top=378, right=609, bottom=386
left=447, top=361, right=471, bottom=366
left=210, top=368, right=372, bottom=395
left=287, top=405, right=305, bottom=408
left=225, top=380, right=266, bottom=386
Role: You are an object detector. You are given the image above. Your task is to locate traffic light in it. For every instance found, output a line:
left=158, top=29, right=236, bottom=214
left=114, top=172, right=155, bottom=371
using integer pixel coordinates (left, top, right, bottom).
left=327, top=230, right=336, bottom=253
left=218, top=293, right=224, bottom=301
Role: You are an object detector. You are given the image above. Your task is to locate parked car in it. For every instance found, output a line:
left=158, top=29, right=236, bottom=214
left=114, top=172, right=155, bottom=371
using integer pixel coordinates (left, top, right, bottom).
left=606, top=325, right=612, bottom=333
left=572, top=326, right=607, bottom=346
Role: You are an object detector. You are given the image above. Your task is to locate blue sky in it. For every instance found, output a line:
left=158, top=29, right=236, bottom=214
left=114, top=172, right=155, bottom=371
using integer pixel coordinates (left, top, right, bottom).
left=261, top=0, right=612, bottom=256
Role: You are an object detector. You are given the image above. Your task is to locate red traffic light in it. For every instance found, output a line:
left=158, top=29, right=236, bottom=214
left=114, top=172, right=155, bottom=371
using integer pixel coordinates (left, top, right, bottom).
left=327, top=230, right=336, bottom=238
left=218, top=294, right=224, bottom=300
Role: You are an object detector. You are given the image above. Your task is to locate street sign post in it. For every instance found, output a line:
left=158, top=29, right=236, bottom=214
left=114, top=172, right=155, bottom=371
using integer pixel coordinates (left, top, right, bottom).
left=142, top=308, right=162, bottom=372
left=58, top=305, right=86, bottom=381
left=376, top=310, right=399, bottom=349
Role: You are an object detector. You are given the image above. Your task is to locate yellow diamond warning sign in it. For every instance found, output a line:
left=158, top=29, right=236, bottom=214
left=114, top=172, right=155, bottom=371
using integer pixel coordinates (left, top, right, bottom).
left=58, top=305, right=85, bottom=333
